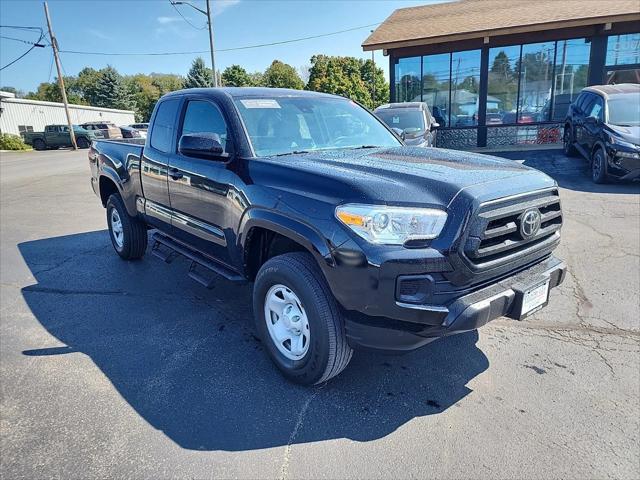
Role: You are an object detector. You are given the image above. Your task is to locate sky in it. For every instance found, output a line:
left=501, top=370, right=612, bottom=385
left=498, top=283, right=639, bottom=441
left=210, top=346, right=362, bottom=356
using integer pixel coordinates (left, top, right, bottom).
left=0, top=0, right=441, bottom=93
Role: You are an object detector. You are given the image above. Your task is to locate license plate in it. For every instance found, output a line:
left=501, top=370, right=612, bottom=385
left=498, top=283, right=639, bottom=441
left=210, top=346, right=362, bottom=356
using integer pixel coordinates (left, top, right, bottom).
left=520, top=281, right=550, bottom=317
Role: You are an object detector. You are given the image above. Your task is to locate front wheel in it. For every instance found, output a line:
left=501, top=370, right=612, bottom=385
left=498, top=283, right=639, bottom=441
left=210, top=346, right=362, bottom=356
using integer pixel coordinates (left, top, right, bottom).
left=106, top=193, right=147, bottom=260
left=253, top=252, right=353, bottom=385
left=591, top=148, right=608, bottom=184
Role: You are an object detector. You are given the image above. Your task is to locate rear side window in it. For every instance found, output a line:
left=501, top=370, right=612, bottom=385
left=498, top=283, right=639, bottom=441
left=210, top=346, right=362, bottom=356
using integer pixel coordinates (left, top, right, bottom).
left=151, top=99, right=180, bottom=153
left=181, top=100, right=228, bottom=150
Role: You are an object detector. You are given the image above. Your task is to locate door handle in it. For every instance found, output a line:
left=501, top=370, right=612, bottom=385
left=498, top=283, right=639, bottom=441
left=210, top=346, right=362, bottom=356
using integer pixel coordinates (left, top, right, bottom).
left=168, top=168, right=183, bottom=180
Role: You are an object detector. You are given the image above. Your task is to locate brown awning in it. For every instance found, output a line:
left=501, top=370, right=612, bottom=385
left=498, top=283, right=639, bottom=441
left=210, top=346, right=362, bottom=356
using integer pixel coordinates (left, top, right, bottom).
left=363, top=0, right=640, bottom=51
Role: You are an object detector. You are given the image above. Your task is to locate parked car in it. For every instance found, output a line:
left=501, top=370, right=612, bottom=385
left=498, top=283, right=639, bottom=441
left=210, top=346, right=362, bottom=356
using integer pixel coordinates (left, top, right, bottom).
left=486, top=113, right=503, bottom=125
left=374, top=102, right=439, bottom=147
left=90, top=88, right=565, bottom=385
left=23, top=124, right=96, bottom=150
left=563, top=83, right=640, bottom=183
left=119, top=126, right=141, bottom=139
left=128, top=123, right=149, bottom=138
left=81, top=121, right=122, bottom=139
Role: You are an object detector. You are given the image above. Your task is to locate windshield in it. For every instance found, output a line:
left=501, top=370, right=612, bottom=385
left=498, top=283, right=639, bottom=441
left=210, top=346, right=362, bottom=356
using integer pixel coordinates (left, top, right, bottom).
left=234, top=96, right=401, bottom=157
left=608, top=94, right=640, bottom=126
left=375, top=109, right=426, bottom=134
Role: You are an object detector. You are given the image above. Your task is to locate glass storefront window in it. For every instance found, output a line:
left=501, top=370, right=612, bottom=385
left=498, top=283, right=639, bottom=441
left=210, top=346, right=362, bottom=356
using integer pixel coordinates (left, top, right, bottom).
left=488, top=45, right=520, bottom=124
left=450, top=50, right=481, bottom=126
left=518, top=41, right=555, bottom=122
left=395, top=57, right=421, bottom=103
left=552, top=38, right=591, bottom=120
left=422, top=53, right=451, bottom=126
left=606, top=33, right=640, bottom=66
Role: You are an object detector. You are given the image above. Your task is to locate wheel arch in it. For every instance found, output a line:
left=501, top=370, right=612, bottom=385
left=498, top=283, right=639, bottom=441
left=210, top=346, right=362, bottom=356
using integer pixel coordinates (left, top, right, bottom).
left=239, top=209, right=334, bottom=281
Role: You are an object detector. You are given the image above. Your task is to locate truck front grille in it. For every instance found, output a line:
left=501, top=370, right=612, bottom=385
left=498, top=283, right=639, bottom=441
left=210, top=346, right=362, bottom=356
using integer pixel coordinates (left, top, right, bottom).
left=464, top=189, right=562, bottom=266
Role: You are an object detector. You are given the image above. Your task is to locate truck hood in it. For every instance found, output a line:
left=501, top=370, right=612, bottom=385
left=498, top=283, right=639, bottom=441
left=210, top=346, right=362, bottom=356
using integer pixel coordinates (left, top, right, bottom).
left=257, top=146, right=555, bottom=208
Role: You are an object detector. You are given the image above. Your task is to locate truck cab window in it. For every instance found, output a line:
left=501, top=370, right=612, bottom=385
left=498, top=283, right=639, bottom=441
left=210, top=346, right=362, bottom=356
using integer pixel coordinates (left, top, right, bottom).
left=181, top=100, right=228, bottom=150
left=150, top=99, right=180, bottom=153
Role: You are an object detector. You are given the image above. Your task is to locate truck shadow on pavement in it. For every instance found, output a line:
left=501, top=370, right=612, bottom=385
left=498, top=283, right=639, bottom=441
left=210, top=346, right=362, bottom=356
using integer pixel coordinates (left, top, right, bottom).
left=19, top=230, right=489, bottom=452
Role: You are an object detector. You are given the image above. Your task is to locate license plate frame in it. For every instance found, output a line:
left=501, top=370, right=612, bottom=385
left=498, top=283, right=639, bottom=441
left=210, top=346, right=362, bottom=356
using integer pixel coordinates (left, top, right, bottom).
left=513, top=280, right=550, bottom=320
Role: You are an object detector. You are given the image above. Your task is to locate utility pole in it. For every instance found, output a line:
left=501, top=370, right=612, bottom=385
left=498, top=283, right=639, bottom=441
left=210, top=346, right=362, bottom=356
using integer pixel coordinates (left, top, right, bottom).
left=206, top=0, right=217, bottom=87
left=370, top=30, right=375, bottom=106
left=43, top=1, right=77, bottom=149
left=172, top=1, right=217, bottom=87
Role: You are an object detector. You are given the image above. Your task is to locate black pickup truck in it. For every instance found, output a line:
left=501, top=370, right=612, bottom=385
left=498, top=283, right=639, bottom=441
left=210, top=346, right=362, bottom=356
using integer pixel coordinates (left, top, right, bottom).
left=89, top=87, right=566, bottom=385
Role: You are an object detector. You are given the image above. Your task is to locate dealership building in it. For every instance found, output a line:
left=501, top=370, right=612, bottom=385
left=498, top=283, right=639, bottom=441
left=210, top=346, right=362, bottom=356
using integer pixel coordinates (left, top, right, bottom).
left=0, top=91, right=135, bottom=136
left=363, top=0, right=640, bottom=149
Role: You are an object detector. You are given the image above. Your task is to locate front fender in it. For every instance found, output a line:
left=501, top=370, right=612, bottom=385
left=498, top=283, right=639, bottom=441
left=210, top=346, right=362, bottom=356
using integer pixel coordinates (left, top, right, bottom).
left=238, top=208, right=335, bottom=267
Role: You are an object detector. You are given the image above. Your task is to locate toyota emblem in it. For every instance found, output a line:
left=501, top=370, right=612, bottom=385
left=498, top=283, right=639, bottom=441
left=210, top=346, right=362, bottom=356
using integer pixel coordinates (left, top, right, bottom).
left=520, top=208, right=541, bottom=239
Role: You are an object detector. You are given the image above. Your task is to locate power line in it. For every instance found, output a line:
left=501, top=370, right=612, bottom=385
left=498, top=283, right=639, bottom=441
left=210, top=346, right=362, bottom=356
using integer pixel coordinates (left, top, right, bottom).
left=170, top=1, right=207, bottom=30
left=0, top=34, right=47, bottom=46
left=59, top=21, right=382, bottom=56
left=0, top=29, right=45, bottom=71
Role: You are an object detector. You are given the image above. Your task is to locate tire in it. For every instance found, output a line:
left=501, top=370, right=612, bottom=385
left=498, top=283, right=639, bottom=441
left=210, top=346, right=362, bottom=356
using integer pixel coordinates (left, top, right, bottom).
left=563, top=126, right=578, bottom=157
left=77, top=137, right=90, bottom=149
left=591, top=147, right=608, bottom=184
left=106, top=193, right=147, bottom=260
left=33, top=139, right=46, bottom=151
left=253, top=252, right=353, bottom=385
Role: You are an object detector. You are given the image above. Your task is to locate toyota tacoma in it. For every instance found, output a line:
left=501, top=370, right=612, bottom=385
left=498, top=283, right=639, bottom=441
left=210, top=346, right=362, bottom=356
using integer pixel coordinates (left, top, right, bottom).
left=89, top=88, right=566, bottom=385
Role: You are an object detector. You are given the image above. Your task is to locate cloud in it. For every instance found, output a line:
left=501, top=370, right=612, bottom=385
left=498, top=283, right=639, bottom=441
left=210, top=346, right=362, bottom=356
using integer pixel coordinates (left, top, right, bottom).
left=85, top=28, right=112, bottom=40
left=157, top=16, right=182, bottom=25
left=213, top=0, right=240, bottom=16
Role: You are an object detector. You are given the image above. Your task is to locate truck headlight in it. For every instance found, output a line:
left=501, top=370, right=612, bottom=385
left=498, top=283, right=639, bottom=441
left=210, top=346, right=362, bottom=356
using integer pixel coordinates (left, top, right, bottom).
left=336, top=204, right=447, bottom=245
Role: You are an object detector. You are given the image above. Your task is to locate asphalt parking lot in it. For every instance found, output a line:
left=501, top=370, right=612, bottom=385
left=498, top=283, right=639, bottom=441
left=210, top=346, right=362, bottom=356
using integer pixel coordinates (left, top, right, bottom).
left=1, top=148, right=639, bottom=479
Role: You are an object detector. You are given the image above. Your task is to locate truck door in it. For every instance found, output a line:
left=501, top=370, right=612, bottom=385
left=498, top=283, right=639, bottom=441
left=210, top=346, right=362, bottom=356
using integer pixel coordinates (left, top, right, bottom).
left=59, top=125, right=71, bottom=146
left=44, top=125, right=57, bottom=146
left=140, top=98, right=181, bottom=232
left=166, top=97, right=233, bottom=265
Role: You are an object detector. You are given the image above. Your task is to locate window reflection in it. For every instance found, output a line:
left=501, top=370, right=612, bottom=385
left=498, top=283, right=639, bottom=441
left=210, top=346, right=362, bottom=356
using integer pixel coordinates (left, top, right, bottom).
left=395, top=57, right=421, bottom=103
left=518, top=41, right=555, bottom=123
left=422, top=53, right=451, bottom=126
left=552, top=38, right=591, bottom=120
left=606, top=33, right=640, bottom=66
left=451, top=50, right=481, bottom=126
left=488, top=46, right=520, bottom=124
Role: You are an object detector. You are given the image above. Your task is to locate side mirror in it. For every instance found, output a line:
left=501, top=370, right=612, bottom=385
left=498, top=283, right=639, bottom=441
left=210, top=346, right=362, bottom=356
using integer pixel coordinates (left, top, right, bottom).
left=430, top=122, right=440, bottom=132
left=391, top=127, right=406, bottom=140
left=178, top=132, right=225, bottom=160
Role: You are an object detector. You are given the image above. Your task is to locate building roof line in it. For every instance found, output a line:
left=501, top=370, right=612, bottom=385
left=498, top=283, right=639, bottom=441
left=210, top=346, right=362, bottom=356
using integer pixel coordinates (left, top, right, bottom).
left=0, top=94, right=135, bottom=114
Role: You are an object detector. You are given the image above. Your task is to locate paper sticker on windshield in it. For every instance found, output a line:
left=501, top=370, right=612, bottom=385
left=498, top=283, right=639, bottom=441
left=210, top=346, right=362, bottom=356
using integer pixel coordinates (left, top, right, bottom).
left=392, top=116, right=400, bottom=124
left=240, top=99, right=281, bottom=109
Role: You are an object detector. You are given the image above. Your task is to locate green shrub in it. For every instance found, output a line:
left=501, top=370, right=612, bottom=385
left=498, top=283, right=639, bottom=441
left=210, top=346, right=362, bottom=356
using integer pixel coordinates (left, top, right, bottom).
left=0, top=133, right=30, bottom=151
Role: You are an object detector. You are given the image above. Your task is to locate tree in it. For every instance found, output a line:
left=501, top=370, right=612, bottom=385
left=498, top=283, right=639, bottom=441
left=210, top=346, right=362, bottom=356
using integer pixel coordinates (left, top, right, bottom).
left=248, top=71, right=264, bottom=86
left=75, top=67, right=103, bottom=105
left=262, top=60, right=304, bottom=89
left=307, top=55, right=371, bottom=107
left=491, top=51, right=512, bottom=79
left=184, top=57, right=213, bottom=88
left=0, top=86, right=26, bottom=98
left=93, top=66, right=132, bottom=109
left=26, top=78, right=85, bottom=105
left=221, top=65, right=252, bottom=87
left=360, top=59, right=389, bottom=108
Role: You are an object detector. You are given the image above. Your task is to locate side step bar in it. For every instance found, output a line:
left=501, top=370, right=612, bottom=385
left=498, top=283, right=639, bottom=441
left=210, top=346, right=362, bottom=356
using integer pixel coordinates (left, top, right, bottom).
left=151, top=232, right=246, bottom=287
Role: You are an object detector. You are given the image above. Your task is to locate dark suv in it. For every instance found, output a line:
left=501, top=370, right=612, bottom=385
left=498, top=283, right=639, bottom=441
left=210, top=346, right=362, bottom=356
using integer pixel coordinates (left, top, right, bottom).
left=563, top=84, right=640, bottom=183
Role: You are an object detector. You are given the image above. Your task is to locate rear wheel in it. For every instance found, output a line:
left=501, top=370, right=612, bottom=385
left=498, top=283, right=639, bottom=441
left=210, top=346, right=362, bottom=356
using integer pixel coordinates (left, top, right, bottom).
left=253, top=252, right=353, bottom=385
left=563, top=126, right=577, bottom=157
left=591, top=148, right=608, bottom=184
left=106, top=193, right=147, bottom=260
left=33, top=139, right=46, bottom=151
left=77, top=137, right=90, bottom=149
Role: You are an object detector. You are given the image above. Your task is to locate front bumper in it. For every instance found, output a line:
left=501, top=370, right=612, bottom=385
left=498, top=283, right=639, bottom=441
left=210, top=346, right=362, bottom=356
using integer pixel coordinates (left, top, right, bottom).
left=344, top=255, right=566, bottom=352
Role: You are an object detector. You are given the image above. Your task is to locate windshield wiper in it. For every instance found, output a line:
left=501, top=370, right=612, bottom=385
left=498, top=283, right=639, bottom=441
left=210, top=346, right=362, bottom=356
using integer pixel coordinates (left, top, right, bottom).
left=274, top=150, right=310, bottom=156
left=351, top=145, right=381, bottom=149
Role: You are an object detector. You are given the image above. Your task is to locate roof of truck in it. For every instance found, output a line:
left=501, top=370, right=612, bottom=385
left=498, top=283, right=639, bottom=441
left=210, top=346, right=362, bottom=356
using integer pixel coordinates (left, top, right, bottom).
left=163, top=87, right=340, bottom=100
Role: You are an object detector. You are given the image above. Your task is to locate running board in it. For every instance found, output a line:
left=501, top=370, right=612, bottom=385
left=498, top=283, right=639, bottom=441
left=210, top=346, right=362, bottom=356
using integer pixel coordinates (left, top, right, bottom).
left=151, top=232, right=246, bottom=286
